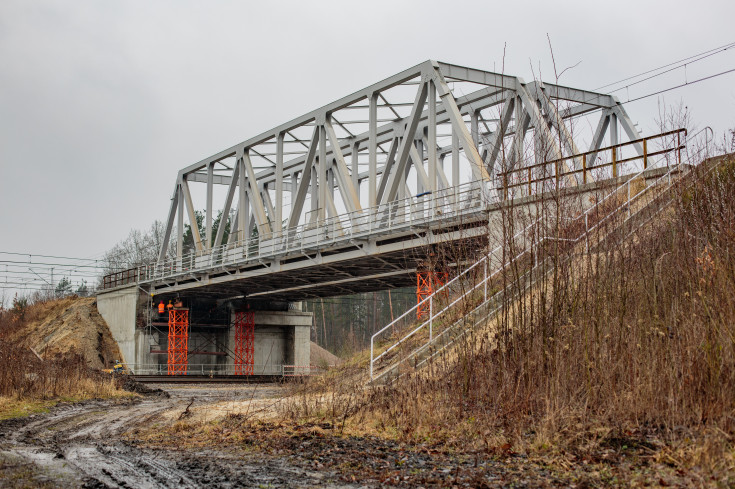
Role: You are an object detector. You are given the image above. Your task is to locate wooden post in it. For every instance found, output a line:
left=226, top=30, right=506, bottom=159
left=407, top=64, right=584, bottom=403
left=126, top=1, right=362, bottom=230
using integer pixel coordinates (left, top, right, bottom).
left=612, top=147, right=617, bottom=178
left=643, top=138, right=648, bottom=169
left=582, top=154, right=587, bottom=184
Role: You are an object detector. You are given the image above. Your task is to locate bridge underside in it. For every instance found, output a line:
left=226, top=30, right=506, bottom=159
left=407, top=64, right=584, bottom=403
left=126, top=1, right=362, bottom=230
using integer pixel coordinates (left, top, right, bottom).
left=154, top=231, right=488, bottom=302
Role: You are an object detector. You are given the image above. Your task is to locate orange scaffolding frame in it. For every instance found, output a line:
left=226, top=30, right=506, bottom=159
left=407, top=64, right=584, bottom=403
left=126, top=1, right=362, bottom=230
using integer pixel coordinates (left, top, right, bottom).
left=416, top=271, right=447, bottom=320
left=167, top=309, right=189, bottom=375
left=233, top=311, right=255, bottom=375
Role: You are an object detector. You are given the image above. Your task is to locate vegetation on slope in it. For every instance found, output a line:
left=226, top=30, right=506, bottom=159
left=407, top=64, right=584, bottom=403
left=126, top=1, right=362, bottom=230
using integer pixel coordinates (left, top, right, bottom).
left=0, top=296, right=128, bottom=419
left=271, top=156, right=735, bottom=485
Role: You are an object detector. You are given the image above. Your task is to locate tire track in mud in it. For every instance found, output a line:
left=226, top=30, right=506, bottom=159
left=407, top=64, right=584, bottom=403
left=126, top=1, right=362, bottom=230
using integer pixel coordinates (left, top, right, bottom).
left=0, top=385, right=355, bottom=488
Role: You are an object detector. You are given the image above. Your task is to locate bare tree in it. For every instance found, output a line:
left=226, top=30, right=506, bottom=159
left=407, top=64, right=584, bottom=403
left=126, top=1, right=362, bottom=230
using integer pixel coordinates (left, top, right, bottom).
left=98, top=220, right=174, bottom=282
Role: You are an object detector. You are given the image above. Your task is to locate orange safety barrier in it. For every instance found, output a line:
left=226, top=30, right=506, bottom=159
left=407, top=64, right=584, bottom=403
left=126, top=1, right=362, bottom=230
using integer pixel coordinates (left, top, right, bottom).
left=167, top=309, right=189, bottom=375
left=233, top=311, right=255, bottom=375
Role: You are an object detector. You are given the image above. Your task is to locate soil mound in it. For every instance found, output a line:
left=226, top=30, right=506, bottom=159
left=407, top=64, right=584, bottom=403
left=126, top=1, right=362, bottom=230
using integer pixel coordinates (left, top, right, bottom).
left=120, top=377, right=169, bottom=397
left=9, top=296, right=123, bottom=370
left=310, top=341, right=341, bottom=367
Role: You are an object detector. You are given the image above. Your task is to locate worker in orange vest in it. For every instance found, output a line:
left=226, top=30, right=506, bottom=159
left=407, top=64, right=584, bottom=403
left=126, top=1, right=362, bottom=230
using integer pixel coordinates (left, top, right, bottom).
left=158, top=301, right=165, bottom=314
left=167, top=300, right=173, bottom=311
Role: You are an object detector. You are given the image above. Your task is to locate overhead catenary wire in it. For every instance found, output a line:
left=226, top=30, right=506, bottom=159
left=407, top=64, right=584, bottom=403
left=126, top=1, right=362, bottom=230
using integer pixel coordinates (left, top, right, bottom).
left=594, top=40, right=735, bottom=92
left=0, top=251, right=106, bottom=263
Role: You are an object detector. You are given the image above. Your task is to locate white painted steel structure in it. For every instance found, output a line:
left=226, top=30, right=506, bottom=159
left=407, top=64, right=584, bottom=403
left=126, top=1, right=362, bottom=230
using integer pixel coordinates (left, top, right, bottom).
left=103, top=60, right=645, bottom=300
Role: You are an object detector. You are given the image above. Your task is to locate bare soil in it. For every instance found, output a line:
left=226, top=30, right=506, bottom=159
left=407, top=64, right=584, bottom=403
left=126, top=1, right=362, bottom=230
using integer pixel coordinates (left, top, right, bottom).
left=0, top=381, right=713, bottom=488
left=0, top=383, right=356, bottom=488
left=8, top=297, right=122, bottom=370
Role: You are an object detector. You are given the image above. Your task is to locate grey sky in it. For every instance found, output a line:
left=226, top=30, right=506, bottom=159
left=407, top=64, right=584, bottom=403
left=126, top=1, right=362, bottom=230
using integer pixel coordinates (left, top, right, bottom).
left=1, top=0, right=734, bottom=293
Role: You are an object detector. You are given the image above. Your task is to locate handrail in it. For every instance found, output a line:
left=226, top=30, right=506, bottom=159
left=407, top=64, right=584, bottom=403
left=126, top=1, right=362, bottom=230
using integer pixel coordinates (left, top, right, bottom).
left=102, top=129, right=689, bottom=291
left=499, top=129, right=687, bottom=192
left=369, top=133, right=693, bottom=380
left=688, top=126, right=713, bottom=159
left=500, top=128, right=686, bottom=177
left=390, top=150, right=710, bottom=383
left=102, top=179, right=496, bottom=289
left=370, top=217, right=540, bottom=342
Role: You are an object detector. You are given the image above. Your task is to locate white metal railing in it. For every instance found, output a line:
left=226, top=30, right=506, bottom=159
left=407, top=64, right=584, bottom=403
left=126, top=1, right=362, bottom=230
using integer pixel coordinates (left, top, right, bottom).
left=104, top=130, right=696, bottom=291
left=369, top=138, right=700, bottom=381
left=123, top=362, right=319, bottom=376
left=103, top=180, right=496, bottom=289
left=398, top=146, right=717, bottom=381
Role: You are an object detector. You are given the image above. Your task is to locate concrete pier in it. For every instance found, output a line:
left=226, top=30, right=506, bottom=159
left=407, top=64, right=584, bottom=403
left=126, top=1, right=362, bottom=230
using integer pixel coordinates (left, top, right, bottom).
left=97, top=287, right=312, bottom=375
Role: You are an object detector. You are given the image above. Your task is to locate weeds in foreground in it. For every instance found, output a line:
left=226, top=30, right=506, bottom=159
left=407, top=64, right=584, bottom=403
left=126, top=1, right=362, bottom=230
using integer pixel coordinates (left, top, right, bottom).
left=0, top=300, right=126, bottom=418
left=276, top=156, right=735, bottom=483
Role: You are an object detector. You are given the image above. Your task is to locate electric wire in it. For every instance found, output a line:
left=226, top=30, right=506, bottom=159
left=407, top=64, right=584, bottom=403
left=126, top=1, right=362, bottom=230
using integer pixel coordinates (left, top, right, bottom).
left=594, top=41, right=735, bottom=92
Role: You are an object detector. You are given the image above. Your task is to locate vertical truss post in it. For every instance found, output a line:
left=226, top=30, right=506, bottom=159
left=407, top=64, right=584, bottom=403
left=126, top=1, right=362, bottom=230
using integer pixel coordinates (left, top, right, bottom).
left=275, top=132, right=284, bottom=232
left=167, top=309, right=189, bottom=375
left=206, top=163, right=213, bottom=250
left=452, top=131, right=459, bottom=209
left=234, top=310, right=255, bottom=375
left=176, top=183, right=184, bottom=269
left=351, top=141, right=360, bottom=197
left=428, top=80, right=437, bottom=195
left=369, top=92, right=378, bottom=207
left=318, top=123, right=327, bottom=222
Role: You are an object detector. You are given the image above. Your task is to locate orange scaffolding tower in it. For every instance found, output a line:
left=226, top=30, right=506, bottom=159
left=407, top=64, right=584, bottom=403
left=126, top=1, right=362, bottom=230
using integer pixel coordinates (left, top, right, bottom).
left=416, top=271, right=448, bottom=320
left=233, top=310, right=255, bottom=375
left=167, top=309, right=189, bottom=375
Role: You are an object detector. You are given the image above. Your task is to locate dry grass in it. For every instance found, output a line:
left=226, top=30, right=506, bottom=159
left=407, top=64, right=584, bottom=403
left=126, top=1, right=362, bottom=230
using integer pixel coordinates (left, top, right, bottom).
left=0, top=298, right=129, bottom=419
left=274, top=156, right=735, bottom=484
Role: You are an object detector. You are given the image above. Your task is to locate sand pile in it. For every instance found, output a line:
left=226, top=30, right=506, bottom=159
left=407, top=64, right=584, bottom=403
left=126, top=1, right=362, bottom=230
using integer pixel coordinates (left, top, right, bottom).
left=310, top=341, right=341, bottom=367
left=9, top=296, right=123, bottom=370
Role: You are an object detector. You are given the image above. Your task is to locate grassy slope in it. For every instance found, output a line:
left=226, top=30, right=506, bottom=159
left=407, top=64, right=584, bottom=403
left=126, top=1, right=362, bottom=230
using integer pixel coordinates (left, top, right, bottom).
left=0, top=297, right=131, bottom=420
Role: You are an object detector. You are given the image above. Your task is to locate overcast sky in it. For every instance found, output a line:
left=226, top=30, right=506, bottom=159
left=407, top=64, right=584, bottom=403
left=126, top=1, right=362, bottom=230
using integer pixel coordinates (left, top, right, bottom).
left=1, top=0, right=734, bottom=288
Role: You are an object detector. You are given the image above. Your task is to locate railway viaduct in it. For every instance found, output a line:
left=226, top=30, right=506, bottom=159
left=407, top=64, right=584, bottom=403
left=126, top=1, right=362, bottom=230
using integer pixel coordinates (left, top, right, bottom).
left=96, top=60, right=666, bottom=376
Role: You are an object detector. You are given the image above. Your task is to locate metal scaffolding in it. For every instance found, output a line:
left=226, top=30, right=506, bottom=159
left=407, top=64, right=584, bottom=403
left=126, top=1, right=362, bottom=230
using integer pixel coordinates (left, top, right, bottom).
left=167, top=309, right=189, bottom=375
left=233, top=311, right=254, bottom=375
left=417, top=270, right=447, bottom=320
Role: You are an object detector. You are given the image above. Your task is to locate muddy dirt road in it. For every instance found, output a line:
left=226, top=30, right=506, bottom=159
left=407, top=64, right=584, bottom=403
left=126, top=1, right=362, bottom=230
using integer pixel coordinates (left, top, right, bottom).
left=0, top=384, right=355, bottom=488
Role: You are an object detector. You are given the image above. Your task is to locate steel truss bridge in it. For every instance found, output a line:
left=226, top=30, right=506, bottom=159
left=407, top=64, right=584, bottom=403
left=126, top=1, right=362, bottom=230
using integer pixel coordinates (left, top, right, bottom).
left=102, top=60, right=651, bottom=300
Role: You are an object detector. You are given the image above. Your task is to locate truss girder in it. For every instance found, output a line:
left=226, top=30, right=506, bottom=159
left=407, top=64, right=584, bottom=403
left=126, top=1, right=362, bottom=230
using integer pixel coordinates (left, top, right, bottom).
left=157, top=60, right=642, bottom=265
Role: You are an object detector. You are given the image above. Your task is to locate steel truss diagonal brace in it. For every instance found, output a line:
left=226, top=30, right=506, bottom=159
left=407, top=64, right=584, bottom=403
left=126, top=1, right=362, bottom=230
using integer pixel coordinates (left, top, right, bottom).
left=324, top=117, right=362, bottom=213
left=288, top=126, right=320, bottom=229
left=431, top=68, right=490, bottom=183
left=181, top=179, right=203, bottom=252
left=381, top=80, right=429, bottom=204
left=482, top=95, right=515, bottom=176
left=213, top=157, right=241, bottom=249
left=158, top=184, right=179, bottom=263
left=243, top=151, right=272, bottom=236
left=527, top=82, right=582, bottom=169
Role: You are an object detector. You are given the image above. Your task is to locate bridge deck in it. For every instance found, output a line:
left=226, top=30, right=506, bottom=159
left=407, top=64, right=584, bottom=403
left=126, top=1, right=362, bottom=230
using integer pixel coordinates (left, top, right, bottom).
left=101, top=166, right=678, bottom=301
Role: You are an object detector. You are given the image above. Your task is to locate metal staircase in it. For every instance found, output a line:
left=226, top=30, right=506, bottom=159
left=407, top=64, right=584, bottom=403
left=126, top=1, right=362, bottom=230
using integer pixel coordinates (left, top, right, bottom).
left=369, top=131, right=706, bottom=384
